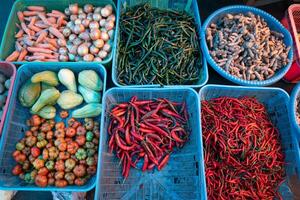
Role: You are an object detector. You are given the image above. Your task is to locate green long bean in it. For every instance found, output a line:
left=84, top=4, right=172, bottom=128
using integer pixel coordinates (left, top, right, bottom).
left=117, top=3, right=202, bottom=85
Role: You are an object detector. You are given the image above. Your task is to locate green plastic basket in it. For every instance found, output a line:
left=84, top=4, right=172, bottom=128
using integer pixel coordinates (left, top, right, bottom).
left=0, top=0, right=117, bottom=66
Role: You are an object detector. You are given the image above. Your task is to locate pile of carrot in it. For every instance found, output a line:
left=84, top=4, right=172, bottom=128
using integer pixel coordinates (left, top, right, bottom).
left=6, top=6, right=67, bottom=62
left=201, top=96, right=285, bottom=199
left=107, top=96, right=189, bottom=178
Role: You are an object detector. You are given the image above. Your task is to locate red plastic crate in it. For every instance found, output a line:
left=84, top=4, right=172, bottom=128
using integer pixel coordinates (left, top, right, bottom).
left=283, top=4, right=300, bottom=82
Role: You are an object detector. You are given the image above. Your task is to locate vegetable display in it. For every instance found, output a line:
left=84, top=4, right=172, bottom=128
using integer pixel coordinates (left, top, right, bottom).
left=201, top=97, right=285, bottom=199
left=6, top=3, right=115, bottom=62
left=63, top=4, right=115, bottom=62
left=6, top=6, right=67, bottom=62
left=117, top=3, right=202, bottom=85
left=206, top=12, right=291, bottom=81
left=11, top=115, right=100, bottom=187
left=18, top=69, right=103, bottom=118
left=0, top=73, right=11, bottom=120
left=108, top=96, right=189, bottom=178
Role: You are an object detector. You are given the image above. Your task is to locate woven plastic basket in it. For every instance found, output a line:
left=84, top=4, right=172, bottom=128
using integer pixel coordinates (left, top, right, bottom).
left=95, top=87, right=207, bottom=200
left=0, top=62, right=107, bottom=191
left=201, top=5, right=293, bottom=86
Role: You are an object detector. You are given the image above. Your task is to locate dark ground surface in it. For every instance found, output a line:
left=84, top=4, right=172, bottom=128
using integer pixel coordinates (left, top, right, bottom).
left=0, top=0, right=297, bottom=199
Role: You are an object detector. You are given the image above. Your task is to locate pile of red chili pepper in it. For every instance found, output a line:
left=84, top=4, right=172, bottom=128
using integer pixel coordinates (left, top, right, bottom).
left=201, top=97, right=285, bottom=200
left=108, top=96, right=189, bottom=178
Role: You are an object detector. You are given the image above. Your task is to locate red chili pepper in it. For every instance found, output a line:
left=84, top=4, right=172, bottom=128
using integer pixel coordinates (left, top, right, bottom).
left=158, top=154, right=170, bottom=170
left=202, top=97, right=285, bottom=200
left=133, top=100, right=153, bottom=105
left=147, top=163, right=155, bottom=170
left=115, top=131, right=136, bottom=151
left=141, top=141, right=158, bottom=166
left=108, top=97, right=189, bottom=178
left=125, top=125, right=132, bottom=145
left=142, top=154, right=148, bottom=171
left=111, top=103, right=128, bottom=112
left=142, top=122, right=169, bottom=138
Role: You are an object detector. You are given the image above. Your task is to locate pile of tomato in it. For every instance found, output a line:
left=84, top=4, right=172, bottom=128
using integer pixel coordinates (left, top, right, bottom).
left=12, top=114, right=99, bottom=187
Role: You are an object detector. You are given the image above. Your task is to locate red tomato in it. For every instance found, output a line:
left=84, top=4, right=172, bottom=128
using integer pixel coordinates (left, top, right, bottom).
left=31, top=147, right=41, bottom=158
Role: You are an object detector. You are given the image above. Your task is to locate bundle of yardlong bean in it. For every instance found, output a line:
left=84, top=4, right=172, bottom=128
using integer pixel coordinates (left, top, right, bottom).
left=117, top=4, right=202, bottom=85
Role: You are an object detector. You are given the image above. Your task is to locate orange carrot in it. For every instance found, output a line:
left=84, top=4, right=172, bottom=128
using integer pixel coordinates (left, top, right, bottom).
left=26, top=55, right=45, bottom=61
left=34, top=22, right=48, bottom=29
left=28, top=16, right=37, bottom=26
left=52, top=10, right=66, bottom=18
left=15, top=41, right=23, bottom=51
left=35, top=43, right=57, bottom=51
left=27, top=6, right=45, bottom=12
left=33, top=52, right=57, bottom=59
left=17, top=49, right=28, bottom=61
left=49, top=27, right=64, bottom=40
left=36, top=31, right=47, bottom=43
left=21, top=22, right=32, bottom=36
left=15, top=29, right=24, bottom=38
left=6, top=51, right=20, bottom=62
left=37, top=13, right=51, bottom=26
left=23, top=37, right=34, bottom=46
left=17, top=11, right=24, bottom=22
left=23, top=11, right=43, bottom=17
left=57, top=16, right=64, bottom=27
left=28, top=24, right=41, bottom=32
left=27, top=47, right=53, bottom=54
left=47, top=17, right=56, bottom=24
left=45, top=38, right=58, bottom=48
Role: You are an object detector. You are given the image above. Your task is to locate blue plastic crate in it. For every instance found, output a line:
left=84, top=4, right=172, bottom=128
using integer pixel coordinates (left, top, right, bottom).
left=0, top=62, right=107, bottom=192
left=290, top=83, right=300, bottom=137
left=201, top=5, right=293, bottom=86
left=95, top=88, right=207, bottom=200
left=199, top=84, right=300, bottom=199
left=111, top=0, right=208, bottom=88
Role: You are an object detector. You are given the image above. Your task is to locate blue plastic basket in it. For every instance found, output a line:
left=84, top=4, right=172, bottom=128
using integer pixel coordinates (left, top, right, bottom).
left=0, top=62, right=107, bottom=192
left=201, top=5, right=293, bottom=86
left=95, top=88, right=207, bottom=200
left=199, top=84, right=300, bottom=199
left=0, top=0, right=117, bottom=66
left=290, top=83, right=300, bottom=137
left=111, top=0, right=208, bottom=88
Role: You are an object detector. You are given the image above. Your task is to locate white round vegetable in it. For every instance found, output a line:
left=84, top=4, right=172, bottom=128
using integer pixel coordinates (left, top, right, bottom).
left=93, top=39, right=104, bottom=48
left=77, top=43, right=89, bottom=56
left=98, top=50, right=108, bottom=59
left=101, top=31, right=109, bottom=41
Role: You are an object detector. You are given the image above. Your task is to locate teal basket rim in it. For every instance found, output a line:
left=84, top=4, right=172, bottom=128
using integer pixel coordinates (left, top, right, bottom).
left=0, top=0, right=117, bottom=65
left=111, top=0, right=209, bottom=88
left=0, top=62, right=107, bottom=192
left=290, top=83, right=300, bottom=135
left=201, top=5, right=293, bottom=86
left=95, top=86, right=207, bottom=200
left=199, top=84, right=290, bottom=98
